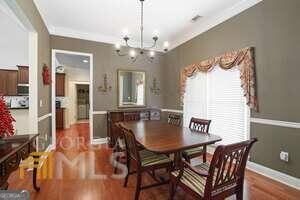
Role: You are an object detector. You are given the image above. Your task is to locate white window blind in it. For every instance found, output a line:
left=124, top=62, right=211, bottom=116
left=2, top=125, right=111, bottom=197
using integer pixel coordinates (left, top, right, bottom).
left=183, top=65, right=249, bottom=145
left=183, top=72, right=207, bottom=127
left=207, top=66, right=249, bottom=145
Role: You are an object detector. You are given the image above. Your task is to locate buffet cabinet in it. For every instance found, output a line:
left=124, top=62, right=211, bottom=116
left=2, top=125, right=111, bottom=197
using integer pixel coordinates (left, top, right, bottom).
left=107, top=108, right=161, bottom=147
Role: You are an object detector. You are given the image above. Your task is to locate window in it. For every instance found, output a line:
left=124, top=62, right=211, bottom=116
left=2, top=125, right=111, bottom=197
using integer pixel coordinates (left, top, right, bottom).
left=183, top=65, right=249, bottom=145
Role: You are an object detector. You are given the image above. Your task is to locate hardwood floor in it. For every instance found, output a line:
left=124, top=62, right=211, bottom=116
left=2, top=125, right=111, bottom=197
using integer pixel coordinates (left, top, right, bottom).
left=8, top=123, right=300, bottom=200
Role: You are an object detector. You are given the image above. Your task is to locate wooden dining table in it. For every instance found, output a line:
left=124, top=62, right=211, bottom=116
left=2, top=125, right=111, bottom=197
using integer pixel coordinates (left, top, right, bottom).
left=119, top=120, right=222, bottom=165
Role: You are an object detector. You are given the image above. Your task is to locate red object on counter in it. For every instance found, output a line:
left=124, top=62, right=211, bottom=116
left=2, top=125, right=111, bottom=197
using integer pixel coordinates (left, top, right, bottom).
left=0, top=95, right=15, bottom=137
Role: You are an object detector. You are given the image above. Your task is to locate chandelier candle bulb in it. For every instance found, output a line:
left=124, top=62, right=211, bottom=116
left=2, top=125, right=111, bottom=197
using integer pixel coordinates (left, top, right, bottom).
left=115, top=0, right=170, bottom=62
left=115, top=43, right=121, bottom=50
left=130, top=50, right=136, bottom=58
left=163, top=41, right=169, bottom=51
left=150, top=51, right=155, bottom=58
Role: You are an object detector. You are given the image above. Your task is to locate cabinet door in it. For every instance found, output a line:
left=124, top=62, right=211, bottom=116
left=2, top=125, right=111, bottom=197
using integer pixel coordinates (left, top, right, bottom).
left=6, top=71, right=18, bottom=96
left=0, top=71, right=7, bottom=95
left=18, top=66, right=29, bottom=84
left=56, top=108, right=64, bottom=129
left=56, top=73, right=65, bottom=96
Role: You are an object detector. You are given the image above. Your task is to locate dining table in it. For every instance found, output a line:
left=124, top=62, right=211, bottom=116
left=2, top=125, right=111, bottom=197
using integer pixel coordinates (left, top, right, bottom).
left=118, top=120, right=222, bottom=166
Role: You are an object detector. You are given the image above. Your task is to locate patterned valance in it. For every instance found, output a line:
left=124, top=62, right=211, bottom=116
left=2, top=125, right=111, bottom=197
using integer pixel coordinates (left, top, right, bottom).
left=180, top=47, right=258, bottom=111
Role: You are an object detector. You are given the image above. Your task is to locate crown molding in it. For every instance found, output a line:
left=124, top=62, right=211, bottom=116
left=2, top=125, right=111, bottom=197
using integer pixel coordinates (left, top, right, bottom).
left=168, top=0, right=263, bottom=50
left=49, top=26, right=164, bottom=52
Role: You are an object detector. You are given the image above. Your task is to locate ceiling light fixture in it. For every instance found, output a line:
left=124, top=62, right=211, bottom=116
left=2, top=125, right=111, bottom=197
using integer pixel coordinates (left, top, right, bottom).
left=83, top=59, right=89, bottom=63
left=115, top=0, right=169, bottom=62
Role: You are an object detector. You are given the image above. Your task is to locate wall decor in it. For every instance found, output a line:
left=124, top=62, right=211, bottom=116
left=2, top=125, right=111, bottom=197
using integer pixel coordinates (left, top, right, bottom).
left=98, top=73, right=112, bottom=93
left=42, top=64, right=51, bottom=85
left=150, top=78, right=160, bottom=95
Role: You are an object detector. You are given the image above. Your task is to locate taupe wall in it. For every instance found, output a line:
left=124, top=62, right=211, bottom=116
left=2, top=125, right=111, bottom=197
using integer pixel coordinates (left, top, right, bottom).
left=16, top=0, right=51, bottom=150
left=163, top=0, right=300, bottom=177
left=50, top=36, right=165, bottom=138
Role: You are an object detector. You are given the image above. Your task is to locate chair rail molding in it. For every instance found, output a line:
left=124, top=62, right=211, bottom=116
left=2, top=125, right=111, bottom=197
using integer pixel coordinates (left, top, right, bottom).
left=250, top=118, right=300, bottom=129
left=38, top=113, right=52, bottom=122
left=161, top=109, right=183, bottom=114
left=93, top=111, right=107, bottom=115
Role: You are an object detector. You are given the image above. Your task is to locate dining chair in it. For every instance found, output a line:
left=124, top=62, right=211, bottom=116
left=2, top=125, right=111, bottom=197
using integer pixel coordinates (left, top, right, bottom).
left=170, top=138, right=258, bottom=200
left=112, top=124, right=128, bottom=173
left=182, top=117, right=211, bottom=163
left=121, top=125, right=173, bottom=200
left=167, top=114, right=181, bottom=126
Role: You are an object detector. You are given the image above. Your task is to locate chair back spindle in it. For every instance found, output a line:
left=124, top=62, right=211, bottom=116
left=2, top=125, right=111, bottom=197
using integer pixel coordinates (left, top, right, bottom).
left=168, top=114, right=181, bottom=126
left=204, top=138, right=258, bottom=198
left=120, top=126, right=141, bottom=164
left=189, top=117, right=211, bottom=133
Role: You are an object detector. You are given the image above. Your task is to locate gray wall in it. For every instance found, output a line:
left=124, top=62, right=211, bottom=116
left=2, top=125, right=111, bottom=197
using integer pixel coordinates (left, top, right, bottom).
left=163, top=0, right=300, bottom=177
left=16, top=0, right=51, bottom=150
left=50, top=36, right=165, bottom=138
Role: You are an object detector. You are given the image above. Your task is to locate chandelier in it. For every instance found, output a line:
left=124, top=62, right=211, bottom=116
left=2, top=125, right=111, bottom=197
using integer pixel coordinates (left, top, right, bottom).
left=114, top=0, right=169, bottom=62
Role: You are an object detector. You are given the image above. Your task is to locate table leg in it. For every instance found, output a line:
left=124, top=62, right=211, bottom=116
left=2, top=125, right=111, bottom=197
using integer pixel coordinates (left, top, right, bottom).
left=32, top=155, right=40, bottom=192
left=173, top=151, right=182, bottom=169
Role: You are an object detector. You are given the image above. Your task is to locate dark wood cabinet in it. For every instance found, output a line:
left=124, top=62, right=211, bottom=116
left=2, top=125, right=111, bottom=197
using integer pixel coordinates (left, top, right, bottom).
left=107, top=108, right=161, bottom=147
left=0, top=70, right=18, bottom=96
left=17, top=66, right=29, bottom=84
left=56, top=73, right=65, bottom=96
left=56, top=108, right=64, bottom=129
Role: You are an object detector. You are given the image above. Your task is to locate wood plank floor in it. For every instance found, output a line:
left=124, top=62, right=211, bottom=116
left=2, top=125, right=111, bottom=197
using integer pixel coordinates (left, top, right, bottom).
left=8, top=123, right=300, bottom=200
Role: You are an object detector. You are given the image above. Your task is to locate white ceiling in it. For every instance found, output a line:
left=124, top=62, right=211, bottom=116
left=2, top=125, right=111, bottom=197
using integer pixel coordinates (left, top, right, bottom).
left=56, top=53, right=90, bottom=69
left=34, top=0, right=261, bottom=51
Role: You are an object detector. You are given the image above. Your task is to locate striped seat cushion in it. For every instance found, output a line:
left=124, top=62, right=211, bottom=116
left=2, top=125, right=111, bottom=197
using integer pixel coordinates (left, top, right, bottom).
left=172, top=162, right=237, bottom=197
left=171, top=163, right=209, bottom=196
left=139, top=149, right=172, bottom=167
left=183, top=147, right=204, bottom=157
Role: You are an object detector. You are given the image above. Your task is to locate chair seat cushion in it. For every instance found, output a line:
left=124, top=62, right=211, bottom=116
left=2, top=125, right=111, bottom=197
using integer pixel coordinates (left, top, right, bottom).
left=139, top=149, right=172, bottom=167
left=183, top=146, right=204, bottom=157
left=171, top=163, right=209, bottom=196
left=172, top=162, right=237, bottom=197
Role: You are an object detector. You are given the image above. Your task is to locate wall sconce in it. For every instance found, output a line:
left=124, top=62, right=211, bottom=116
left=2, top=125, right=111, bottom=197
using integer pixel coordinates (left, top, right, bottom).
left=98, top=73, right=112, bottom=93
left=150, top=78, right=160, bottom=95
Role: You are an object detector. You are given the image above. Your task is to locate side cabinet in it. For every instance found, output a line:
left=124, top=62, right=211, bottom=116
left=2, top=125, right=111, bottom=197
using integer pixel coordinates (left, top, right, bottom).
left=107, top=109, right=161, bottom=147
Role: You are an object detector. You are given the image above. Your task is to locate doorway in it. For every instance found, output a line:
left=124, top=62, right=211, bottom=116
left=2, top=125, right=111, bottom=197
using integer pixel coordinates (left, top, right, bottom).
left=76, top=84, right=89, bottom=122
left=51, top=50, right=93, bottom=148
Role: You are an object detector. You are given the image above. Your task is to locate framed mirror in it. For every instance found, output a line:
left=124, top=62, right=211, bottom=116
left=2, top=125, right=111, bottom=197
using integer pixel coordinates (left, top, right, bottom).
left=117, top=69, right=146, bottom=108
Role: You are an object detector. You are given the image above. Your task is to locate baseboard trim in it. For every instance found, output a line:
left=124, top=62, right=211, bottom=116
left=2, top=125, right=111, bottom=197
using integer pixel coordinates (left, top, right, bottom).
left=91, top=137, right=108, bottom=144
left=207, top=145, right=299, bottom=190
left=247, top=161, right=300, bottom=190
left=161, top=109, right=183, bottom=113
left=250, top=117, right=300, bottom=129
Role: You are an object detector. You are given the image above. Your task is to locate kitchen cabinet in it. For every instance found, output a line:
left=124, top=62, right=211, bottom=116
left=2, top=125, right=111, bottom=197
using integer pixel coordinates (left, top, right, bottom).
left=17, top=66, right=29, bottom=84
left=56, top=73, right=65, bottom=96
left=0, top=70, right=18, bottom=96
left=56, top=108, right=64, bottom=129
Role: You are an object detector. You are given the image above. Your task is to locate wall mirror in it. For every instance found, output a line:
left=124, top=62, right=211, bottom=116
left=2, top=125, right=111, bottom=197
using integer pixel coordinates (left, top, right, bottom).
left=117, top=69, right=146, bottom=108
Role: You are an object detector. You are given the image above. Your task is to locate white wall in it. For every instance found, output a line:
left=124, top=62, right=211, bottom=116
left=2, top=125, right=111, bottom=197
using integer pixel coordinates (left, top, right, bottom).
left=11, top=109, right=29, bottom=135
left=0, top=8, right=28, bottom=67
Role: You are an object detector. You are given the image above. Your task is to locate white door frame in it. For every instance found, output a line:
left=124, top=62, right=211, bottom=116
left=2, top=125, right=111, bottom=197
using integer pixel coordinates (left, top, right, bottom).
left=2, top=0, right=39, bottom=141
left=51, top=49, right=94, bottom=148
